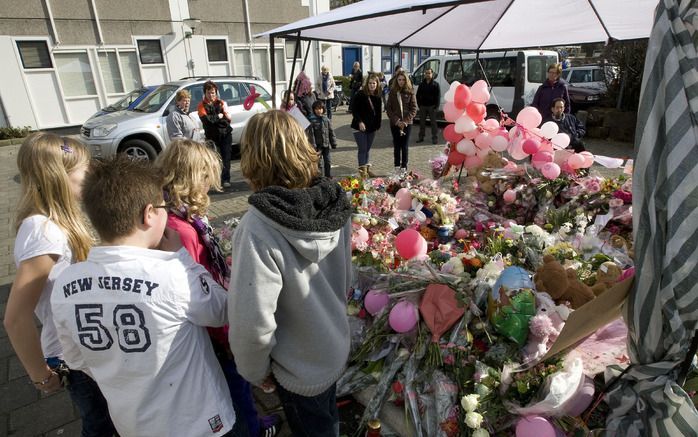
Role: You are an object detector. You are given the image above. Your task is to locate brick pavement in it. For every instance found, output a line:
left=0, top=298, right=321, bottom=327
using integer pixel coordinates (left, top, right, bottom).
left=0, top=111, right=633, bottom=436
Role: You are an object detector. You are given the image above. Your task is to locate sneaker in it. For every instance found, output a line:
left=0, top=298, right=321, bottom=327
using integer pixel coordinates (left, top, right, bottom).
left=394, top=166, right=401, bottom=175
left=432, top=138, right=438, bottom=144
left=223, top=181, right=231, bottom=188
left=400, top=167, right=407, bottom=175
left=259, top=414, right=282, bottom=437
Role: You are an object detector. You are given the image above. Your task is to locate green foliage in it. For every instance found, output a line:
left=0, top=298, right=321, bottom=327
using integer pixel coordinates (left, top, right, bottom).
left=334, top=75, right=351, bottom=95
left=0, top=126, right=32, bottom=140
left=602, top=40, right=648, bottom=111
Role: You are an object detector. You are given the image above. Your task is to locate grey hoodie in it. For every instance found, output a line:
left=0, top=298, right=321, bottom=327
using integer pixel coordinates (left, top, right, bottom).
left=228, top=179, right=352, bottom=396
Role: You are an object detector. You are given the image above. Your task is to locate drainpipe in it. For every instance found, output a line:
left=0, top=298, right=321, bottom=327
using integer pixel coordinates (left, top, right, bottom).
left=43, top=0, right=60, bottom=45
left=242, top=0, right=253, bottom=75
left=90, top=0, right=104, bottom=45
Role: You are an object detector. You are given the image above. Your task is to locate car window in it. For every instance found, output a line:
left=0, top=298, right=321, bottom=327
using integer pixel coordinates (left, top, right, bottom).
left=444, top=59, right=477, bottom=84
left=570, top=69, right=592, bottom=83
left=527, top=56, right=557, bottom=83
left=247, top=83, right=271, bottom=101
left=133, top=85, right=178, bottom=113
left=480, top=57, right=516, bottom=87
left=592, top=68, right=604, bottom=82
left=186, top=85, right=205, bottom=113
left=412, top=59, right=440, bottom=85
left=219, top=82, right=246, bottom=106
left=111, top=88, right=143, bottom=111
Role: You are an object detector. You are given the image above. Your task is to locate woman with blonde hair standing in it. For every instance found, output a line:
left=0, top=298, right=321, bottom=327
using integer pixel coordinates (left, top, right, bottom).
left=315, top=65, right=336, bottom=120
left=385, top=70, right=417, bottom=175
left=3, top=133, right=115, bottom=436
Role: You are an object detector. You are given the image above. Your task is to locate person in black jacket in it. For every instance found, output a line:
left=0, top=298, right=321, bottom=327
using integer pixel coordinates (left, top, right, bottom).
left=347, top=62, right=363, bottom=113
left=416, top=67, right=441, bottom=144
left=351, top=73, right=382, bottom=178
left=197, top=81, right=232, bottom=187
left=545, top=98, right=586, bottom=153
left=306, top=100, right=337, bottom=178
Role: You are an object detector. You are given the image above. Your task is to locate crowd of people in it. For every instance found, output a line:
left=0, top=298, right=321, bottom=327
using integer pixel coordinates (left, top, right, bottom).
left=3, top=62, right=588, bottom=437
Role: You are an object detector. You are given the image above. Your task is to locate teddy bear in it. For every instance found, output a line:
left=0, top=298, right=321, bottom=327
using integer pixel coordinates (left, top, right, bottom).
left=534, top=255, right=596, bottom=309
left=591, top=261, right=623, bottom=297
left=468, top=152, right=507, bottom=194
left=522, top=293, right=568, bottom=362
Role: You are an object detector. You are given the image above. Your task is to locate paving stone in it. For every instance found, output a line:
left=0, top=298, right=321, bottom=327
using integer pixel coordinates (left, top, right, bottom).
left=45, top=419, right=82, bottom=437
left=0, top=337, right=14, bottom=359
left=8, top=390, right=75, bottom=437
left=0, top=357, right=7, bottom=385
left=7, top=356, right=27, bottom=381
left=0, top=377, right=39, bottom=414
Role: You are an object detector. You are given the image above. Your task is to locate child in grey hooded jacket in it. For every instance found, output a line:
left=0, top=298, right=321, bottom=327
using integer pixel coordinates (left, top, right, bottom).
left=229, top=110, right=352, bottom=437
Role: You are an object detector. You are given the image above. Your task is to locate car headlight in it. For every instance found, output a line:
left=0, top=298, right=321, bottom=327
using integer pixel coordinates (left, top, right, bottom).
left=586, top=95, right=600, bottom=101
left=91, top=124, right=118, bottom=137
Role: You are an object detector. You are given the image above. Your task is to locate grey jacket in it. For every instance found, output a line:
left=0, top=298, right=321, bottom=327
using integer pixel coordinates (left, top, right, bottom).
left=228, top=179, right=352, bottom=396
left=166, top=106, right=197, bottom=141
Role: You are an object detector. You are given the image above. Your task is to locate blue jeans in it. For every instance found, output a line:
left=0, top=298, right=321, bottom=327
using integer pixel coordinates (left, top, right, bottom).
left=354, top=131, right=376, bottom=166
left=276, top=383, right=339, bottom=437
left=47, top=358, right=116, bottom=437
left=218, top=354, right=254, bottom=437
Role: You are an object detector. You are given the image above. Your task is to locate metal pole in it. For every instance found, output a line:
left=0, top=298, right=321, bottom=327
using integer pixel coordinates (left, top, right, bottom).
left=270, top=36, right=276, bottom=109
left=302, top=38, right=312, bottom=71
left=288, top=32, right=301, bottom=94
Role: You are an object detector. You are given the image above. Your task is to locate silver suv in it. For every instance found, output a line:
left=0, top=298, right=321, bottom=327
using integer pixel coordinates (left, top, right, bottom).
left=81, top=76, right=275, bottom=160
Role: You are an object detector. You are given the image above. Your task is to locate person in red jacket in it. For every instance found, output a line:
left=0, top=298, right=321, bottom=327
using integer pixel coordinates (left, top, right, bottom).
left=197, top=81, right=233, bottom=188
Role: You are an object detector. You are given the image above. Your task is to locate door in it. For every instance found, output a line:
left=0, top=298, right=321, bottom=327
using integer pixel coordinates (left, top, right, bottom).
left=342, top=47, right=361, bottom=76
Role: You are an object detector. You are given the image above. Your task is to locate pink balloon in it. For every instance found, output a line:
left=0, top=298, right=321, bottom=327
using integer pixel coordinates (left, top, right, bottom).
left=490, top=135, right=509, bottom=152
left=447, top=150, right=466, bottom=165
left=463, top=128, right=479, bottom=140
left=540, top=121, right=559, bottom=139
left=453, top=84, right=472, bottom=110
left=551, top=132, right=571, bottom=149
left=503, top=189, right=517, bottom=204
left=455, top=115, right=477, bottom=133
left=568, top=153, right=586, bottom=170
left=554, top=149, right=574, bottom=166
left=456, top=138, right=477, bottom=156
left=538, top=140, right=554, bottom=153
left=454, top=229, right=467, bottom=239
left=395, top=229, right=425, bottom=259
left=471, top=87, right=490, bottom=105
left=509, top=139, right=529, bottom=161
left=388, top=300, right=419, bottom=333
left=483, top=118, right=500, bottom=132
left=579, top=151, right=595, bottom=168
left=443, top=124, right=462, bottom=144
left=562, top=376, right=596, bottom=416
left=416, top=235, right=428, bottom=259
left=516, top=416, right=556, bottom=437
left=443, top=102, right=463, bottom=123
left=466, top=103, right=486, bottom=123
left=516, top=107, right=542, bottom=130
left=541, top=162, right=561, bottom=180
left=355, top=226, right=369, bottom=243
left=531, top=151, right=554, bottom=169
left=503, top=161, right=518, bottom=171
left=464, top=154, right=483, bottom=169
left=364, top=290, right=390, bottom=316
left=475, top=132, right=492, bottom=150
left=522, top=138, right=540, bottom=155
left=395, top=188, right=412, bottom=210
left=476, top=146, right=490, bottom=159
left=472, top=79, right=488, bottom=91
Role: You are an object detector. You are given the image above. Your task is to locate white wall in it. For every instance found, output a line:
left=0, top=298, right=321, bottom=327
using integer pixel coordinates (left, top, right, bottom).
left=0, top=36, right=38, bottom=128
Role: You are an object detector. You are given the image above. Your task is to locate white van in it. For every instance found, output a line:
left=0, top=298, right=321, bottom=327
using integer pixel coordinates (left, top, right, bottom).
left=410, top=50, right=559, bottom=119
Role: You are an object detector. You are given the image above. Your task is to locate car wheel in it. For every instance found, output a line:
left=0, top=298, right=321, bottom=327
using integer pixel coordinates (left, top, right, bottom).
left=119, top=139, right=157, bottom=161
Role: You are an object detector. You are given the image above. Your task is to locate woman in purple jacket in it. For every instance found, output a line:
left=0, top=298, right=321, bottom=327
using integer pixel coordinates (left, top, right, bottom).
left=532, top=63, right=571, bottom=119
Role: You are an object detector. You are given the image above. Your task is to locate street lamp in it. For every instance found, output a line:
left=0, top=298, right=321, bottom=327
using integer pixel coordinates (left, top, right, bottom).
left=183, top=18, right=201, bottom=38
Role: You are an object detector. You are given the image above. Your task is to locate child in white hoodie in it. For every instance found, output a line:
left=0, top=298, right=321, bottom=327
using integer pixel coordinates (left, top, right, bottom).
left=228, top=110, right=352, bottom=437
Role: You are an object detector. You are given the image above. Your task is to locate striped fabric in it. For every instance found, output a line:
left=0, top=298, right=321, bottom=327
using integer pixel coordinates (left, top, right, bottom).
left=605, top=1, right=698, bottom=436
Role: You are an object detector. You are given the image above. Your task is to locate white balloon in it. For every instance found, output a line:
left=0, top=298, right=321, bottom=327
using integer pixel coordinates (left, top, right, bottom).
left=454, top=115, right=477, bottom=134
left=449, top=81, right=461, bottom=91
left=456, top=138, right=477, bottom=156
left=508, top=138, right=529, bottom=161
left=444, top=88, right=456, bottom=103
left=551, top=133, right=571, bottom=149
left=490, top=135, right=509, bottom=152
left=540, top=121, right=559, bottom=139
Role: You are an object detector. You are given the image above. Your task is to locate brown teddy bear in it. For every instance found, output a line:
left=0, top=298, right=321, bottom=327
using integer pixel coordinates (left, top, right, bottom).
left=591, top=261, right=623, bottom=297
left=534, top=255, right=596, bottom=309
left=469, top=152, right=506, bottom=194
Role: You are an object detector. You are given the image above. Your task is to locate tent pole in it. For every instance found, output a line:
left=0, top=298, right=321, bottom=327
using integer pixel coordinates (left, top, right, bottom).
left=288, top=32, right=302, bottom=96
left=270, top=36, right=276, bottom=109
left=302, top=38, right=312, bottom=71
left=458, top=50, right=465, bottom=83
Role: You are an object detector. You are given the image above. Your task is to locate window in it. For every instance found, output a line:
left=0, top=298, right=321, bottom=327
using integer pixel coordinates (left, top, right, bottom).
left=444, top=59, right=476, bottom=84
left=137, top=40, right=164, bottom=64
left=54, top=52, right=97, bottom=96
left=119, top=52, right=141, bottom=90
left=206, top=40, right=228, bottom=62
left=246, top=82, right=271, bottom=101
left=285, top=40, right=302, bottom=59
left=527, top=56, right=557, bottom=83
left=218, top=82, right=246, bottom=106
left=480, top=57, right=517, bottom=87
left=185, top=84, right=205, bottom=113
left=274, top=49, right=286, bottom=81
left=98, top=51, right=123, bottom=94
left=233, top=49, right=252, bottom=76
left=411, top=59, right=440, bottom=85
left=253, top=48, right=269, bottom=80
left=17, top=41, right=52, bottom=69
left=133, top=84, right=178, bottom=113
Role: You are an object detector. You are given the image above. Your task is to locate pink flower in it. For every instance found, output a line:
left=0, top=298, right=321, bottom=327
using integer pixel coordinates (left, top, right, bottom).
left=608, top=198, right=624, bottom=208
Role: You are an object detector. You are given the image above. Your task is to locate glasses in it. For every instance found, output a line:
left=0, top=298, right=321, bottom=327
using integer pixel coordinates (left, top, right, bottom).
left=152, top=204, right=169, bottom=210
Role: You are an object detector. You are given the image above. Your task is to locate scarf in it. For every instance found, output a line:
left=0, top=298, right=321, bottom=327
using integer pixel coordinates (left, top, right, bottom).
left=322, top=72, right=330, bottom=94
left=168, top=199, right=230, bottom=286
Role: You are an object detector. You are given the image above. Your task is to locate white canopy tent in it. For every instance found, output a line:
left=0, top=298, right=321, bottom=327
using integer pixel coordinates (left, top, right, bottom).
left=257, top=0, right=658, bottom=104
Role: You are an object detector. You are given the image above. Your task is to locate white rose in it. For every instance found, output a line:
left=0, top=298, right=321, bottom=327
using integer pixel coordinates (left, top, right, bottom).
left=472, top=428, right=490, bottom=437
left=460, top=394, right=480, bottom=413
left=465, top=411, right=484, bottom=429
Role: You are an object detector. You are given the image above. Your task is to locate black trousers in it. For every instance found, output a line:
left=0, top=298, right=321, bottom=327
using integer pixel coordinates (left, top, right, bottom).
left=214, top=131, right=233, bottom=183
left=391, top=124, right=412, bottom=168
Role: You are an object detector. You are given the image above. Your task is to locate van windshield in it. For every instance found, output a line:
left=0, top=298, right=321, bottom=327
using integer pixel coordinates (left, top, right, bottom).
left=133, top=85, right=179, bottom=113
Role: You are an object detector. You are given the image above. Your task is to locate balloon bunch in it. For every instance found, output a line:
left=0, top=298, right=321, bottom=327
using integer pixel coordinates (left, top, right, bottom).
left=441, top=81, right=595, bottom=180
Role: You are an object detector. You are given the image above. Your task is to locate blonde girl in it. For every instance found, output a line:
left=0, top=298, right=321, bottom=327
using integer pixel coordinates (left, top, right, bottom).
left=154, top=139, right=281, bottom=437
left=230, top=110, right=352, bottom=436
left=3, top=133, right=115, bottom=435
left=385, top=70, right=417, bottom=174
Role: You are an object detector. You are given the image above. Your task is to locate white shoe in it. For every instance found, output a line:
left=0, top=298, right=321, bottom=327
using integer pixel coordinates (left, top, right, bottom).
left=400, top=167, right=407, bottom=175
left=223, top=181, right=231, bottom=188
left=394, top=166, right=401, bottom=175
